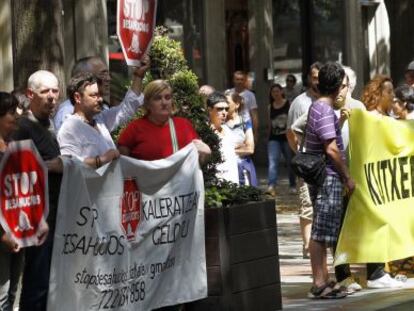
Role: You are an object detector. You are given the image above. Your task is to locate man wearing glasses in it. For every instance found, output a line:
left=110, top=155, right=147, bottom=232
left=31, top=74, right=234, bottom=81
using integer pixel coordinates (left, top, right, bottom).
left=284, top=74, right=300, bottom=103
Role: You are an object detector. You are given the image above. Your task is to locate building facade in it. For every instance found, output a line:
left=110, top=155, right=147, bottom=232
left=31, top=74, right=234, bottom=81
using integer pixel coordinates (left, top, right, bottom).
left=0, top=0, right=413, bottom=163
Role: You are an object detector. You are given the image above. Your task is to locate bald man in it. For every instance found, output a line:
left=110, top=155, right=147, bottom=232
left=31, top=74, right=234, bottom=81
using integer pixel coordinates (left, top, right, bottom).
left=12, top=70, right=62, bottom=311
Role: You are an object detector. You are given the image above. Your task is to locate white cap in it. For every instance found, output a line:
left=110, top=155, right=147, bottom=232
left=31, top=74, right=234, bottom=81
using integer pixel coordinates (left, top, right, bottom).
left=407, top=60, right=414, bottom=71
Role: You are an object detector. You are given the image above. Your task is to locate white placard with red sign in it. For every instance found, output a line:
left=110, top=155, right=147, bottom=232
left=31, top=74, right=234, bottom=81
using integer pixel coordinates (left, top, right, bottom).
left=117, top=0, right=158, bottom=66
left=48, top=143, right=207, bottom=311
left=0, top=140, right=48, bottom=248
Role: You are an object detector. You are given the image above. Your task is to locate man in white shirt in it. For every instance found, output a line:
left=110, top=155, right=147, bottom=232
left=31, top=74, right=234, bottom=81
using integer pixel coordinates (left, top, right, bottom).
left=57, top=58, right=149, bottom=167
left=54, top=56, right=132, bottom=131
left=227, top=71, right=258, bottom=142
left=286, top=62, right=321, bottom=259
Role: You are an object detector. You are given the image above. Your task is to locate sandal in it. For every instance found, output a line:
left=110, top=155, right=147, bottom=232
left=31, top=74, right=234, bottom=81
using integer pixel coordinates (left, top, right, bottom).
left=308, top=281, right=348, bottom=299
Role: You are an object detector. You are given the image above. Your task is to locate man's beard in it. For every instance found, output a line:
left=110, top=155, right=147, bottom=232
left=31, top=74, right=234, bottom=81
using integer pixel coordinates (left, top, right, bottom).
left=333, top=98, right=346, bottom=110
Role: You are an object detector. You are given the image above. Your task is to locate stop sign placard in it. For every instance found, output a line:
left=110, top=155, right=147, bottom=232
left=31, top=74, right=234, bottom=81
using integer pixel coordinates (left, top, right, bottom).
left=117, top=0, right=158, bottom=66
left=0, top=140, right=48, bottom=247
left=120, top=178, right=141, bottom=241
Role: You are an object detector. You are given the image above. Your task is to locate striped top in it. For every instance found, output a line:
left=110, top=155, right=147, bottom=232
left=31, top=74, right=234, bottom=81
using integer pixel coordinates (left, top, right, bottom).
left=305, top=100, right=345, bottom=176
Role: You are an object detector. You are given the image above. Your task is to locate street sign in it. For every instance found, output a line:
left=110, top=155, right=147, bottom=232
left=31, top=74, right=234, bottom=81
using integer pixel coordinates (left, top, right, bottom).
left=0, top=140, right=49, bottom=247
left=117, top=0, right=157, bottom=66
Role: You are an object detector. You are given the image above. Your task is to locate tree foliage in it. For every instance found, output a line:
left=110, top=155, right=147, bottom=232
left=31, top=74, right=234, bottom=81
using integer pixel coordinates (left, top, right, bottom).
left=123, top=27, right=262, bottom=208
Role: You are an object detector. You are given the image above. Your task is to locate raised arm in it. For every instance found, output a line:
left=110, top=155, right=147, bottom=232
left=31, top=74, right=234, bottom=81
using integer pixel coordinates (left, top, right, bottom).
left=99, top=56, right=151, bottom=132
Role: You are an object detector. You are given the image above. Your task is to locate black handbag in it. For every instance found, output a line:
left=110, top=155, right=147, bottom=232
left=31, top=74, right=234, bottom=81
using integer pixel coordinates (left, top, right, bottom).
left=291, top=106, right=326, bottom=187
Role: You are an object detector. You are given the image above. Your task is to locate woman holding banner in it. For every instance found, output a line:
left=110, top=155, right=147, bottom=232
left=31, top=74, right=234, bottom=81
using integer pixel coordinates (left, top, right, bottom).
left=117, top=79, right=210, bottom=311
left=388, top=84, right=414, bottom=280
left=0, top=92, right=24, bottom=310
left=117, top=79, right=211, bottom=162
left=354, top=76, right=403, bottom=288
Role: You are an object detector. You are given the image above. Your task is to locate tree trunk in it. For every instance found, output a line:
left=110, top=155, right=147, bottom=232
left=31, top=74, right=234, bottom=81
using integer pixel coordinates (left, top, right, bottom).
left=11, top=0, right=65, bottom=93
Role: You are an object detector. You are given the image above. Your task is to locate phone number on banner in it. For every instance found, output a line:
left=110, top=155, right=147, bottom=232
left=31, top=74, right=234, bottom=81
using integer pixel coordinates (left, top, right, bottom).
left=98, top=280, right=145, bottom=309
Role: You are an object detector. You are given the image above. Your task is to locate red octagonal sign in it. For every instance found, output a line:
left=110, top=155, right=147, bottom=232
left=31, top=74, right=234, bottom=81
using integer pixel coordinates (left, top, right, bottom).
left=120, top=177, right=141, bottom=241
left=117, top=0, right=158, bottom=66
left=0, top=140, right=48, bottom=247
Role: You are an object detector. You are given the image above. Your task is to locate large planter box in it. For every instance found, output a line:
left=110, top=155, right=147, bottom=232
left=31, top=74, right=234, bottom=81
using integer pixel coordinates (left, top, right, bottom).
left=186, top=200, right=281, bottom=311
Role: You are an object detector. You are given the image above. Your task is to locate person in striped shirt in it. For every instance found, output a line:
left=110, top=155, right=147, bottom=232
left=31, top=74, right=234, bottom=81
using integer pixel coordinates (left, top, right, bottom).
left=306, top=62, right=355, bottom=299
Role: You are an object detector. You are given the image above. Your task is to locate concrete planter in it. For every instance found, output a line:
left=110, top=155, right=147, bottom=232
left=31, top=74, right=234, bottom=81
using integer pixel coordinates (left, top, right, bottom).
left=186, top=200, right=281, bottom=311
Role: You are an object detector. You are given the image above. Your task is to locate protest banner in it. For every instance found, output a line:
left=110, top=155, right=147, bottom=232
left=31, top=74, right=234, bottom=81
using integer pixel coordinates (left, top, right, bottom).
left=0, top=140, right=48, bottom=247
left=47, top=143, right=207, bottom=310
left=117, top=0, right=157, bottom=66
left=335, top=110, right=414, bottom=266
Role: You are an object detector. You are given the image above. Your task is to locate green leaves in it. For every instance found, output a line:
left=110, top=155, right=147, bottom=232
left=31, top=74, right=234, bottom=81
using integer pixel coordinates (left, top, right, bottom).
left=117, top=26, right=264, bottom=208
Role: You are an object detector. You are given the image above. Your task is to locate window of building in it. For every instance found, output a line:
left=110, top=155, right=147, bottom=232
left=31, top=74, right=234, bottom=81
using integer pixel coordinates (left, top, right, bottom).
left=156, top=0, right=205, bottom=83
left=272, top=0, right=303, bottom=87
left=311, top=0, right=345, bottom=64
left=272, top=0, right=346, bottom=88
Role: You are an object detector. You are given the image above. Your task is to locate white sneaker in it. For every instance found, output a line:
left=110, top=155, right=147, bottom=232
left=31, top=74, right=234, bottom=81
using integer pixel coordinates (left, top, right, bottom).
left=265, top=186, right=276, bottom=197
left=367, top=273, right=404, bottom=289
left=338, top=277, right=362, bottom=294
left=289, top=187, right=297, bottom=194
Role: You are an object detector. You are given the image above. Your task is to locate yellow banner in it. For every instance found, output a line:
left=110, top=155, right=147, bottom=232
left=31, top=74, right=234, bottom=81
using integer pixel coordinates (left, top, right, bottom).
left=335, top=110, right=414, bottom=266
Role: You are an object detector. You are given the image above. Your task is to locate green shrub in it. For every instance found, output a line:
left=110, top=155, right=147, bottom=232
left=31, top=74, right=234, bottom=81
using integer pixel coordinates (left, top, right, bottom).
left=119, top=26, right=263, bottom=208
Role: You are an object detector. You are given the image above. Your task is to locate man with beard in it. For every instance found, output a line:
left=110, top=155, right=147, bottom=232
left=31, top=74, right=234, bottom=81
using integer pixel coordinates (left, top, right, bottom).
left=305, top=62, right=355, bottom=298
left=53, top=57, right=109, bottom=131
left=57, top=57, right=149, bottom=166
left=286, top=62, right=321, bottom=259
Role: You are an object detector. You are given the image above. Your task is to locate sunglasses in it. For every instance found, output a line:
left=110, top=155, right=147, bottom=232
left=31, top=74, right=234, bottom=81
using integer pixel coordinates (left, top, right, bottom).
left=214, top=107, right=229, bottom=112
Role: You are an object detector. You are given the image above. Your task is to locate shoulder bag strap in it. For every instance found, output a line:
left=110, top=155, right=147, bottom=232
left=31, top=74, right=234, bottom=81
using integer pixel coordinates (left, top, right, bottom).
left=299, top=104, right=313, bottom=152
left=168, top=118, right=179, bottom=153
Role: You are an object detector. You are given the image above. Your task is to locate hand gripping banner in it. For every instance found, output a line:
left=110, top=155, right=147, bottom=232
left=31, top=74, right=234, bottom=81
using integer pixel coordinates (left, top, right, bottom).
left=47, top=143, right=207, bottom=310
left=335, top=110, right=414, bottom=266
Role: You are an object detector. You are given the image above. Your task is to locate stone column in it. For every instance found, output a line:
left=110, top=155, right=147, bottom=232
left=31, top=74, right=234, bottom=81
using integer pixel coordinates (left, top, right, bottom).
left=203, top=0, right=227, bottom=90
left=344, top=0, right=365, bottom=97
left=0, top=0, right=14, bottom=92
left=247, top=0, right=274, bottom=166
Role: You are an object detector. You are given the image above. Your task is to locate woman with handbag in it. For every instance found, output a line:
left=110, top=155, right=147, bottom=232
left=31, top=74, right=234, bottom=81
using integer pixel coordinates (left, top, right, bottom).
left=225, top=91, right=258, bottom=186
left=117, top=79, right=210, bottom=311
left=267, top=84, right=296, bottom=196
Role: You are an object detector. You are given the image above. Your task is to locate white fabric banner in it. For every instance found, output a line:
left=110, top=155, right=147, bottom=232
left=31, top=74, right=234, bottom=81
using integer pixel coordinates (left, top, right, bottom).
left=47, top=144, right=207, bottom=310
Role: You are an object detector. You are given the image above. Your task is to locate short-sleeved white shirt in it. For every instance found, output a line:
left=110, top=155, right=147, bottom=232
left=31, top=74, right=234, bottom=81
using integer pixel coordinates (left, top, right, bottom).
left=286, top=91, right=316, bottom=130
left=57, top=90, right=143, bottom=160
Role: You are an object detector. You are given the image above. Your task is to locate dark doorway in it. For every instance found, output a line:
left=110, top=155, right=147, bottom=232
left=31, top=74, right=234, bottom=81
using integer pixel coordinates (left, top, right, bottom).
left=225, top=0, right=249, bottom=86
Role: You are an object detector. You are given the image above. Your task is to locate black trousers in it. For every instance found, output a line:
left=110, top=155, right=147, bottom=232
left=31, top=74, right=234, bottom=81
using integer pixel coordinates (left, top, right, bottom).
left=334, top=196, right=385, bottom=282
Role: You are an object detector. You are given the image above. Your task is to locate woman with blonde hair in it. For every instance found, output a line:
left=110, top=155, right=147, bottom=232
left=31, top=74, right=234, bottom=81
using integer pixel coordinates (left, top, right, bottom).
left=118, top=79, right=210, bottom=162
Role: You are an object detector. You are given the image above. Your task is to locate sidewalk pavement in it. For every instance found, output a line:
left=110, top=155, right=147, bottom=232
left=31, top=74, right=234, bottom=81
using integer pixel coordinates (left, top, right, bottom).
left=255, top=165, right=414, bottom=310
